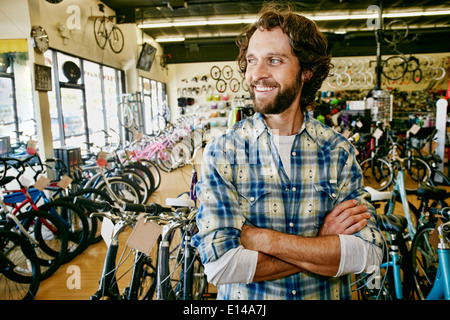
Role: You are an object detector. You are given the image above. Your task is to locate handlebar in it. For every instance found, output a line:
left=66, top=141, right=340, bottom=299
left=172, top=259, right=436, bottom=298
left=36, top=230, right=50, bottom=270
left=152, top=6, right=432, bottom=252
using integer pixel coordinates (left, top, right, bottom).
left=73, top=196, right=113, bottom=212
left=73, top=196, right=173, bottom=215
left=122, top=202, right=173, bottom=214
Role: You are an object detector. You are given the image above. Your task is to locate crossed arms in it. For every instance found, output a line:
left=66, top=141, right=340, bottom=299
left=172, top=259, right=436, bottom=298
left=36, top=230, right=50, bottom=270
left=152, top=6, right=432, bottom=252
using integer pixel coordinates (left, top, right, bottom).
left=241, top=199, right=373, bottom=281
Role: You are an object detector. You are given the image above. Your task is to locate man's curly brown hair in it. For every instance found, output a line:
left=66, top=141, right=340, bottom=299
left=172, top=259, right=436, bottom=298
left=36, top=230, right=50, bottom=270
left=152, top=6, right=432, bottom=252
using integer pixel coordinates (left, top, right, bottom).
left=236, top=3, right=332, bottom=111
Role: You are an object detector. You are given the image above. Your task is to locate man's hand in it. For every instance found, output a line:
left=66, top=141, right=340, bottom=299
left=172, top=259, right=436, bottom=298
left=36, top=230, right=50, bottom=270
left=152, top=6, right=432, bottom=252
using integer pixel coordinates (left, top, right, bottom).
left=319, top=199, right=371, bottom=236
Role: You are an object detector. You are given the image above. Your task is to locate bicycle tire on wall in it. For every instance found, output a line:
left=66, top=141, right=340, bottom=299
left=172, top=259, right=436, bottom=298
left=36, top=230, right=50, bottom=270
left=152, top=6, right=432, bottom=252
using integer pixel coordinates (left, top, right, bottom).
left=93, top=17, right=108, bottom=49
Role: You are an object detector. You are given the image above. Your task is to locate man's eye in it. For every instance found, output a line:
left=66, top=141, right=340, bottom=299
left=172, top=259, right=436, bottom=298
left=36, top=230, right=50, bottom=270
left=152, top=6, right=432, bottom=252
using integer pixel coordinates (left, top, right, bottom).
left=270, top=58, right=281, bottom=64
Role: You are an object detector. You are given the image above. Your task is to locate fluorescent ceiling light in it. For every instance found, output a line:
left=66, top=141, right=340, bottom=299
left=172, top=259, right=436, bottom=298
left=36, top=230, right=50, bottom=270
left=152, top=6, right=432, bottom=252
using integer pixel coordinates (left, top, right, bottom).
left=155, top=37, right=185, bottom=42
left=138, top=9, right=450, bottom=29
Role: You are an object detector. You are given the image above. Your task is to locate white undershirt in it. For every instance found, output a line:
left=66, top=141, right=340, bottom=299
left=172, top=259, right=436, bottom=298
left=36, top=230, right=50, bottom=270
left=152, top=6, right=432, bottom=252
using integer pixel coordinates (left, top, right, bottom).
left=203, top=134, right=382, bottom=285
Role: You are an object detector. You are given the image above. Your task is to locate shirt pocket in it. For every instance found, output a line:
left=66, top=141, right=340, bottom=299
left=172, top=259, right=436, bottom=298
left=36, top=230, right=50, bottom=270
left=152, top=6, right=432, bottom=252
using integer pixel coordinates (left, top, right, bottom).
left=237, top=187, right=271, bottom=226
left=313, top=182, right=339, bottom=228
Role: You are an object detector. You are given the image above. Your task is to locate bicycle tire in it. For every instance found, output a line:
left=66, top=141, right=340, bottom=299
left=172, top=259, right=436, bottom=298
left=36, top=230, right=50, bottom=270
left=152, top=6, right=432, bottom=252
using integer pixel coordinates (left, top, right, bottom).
left=138, top=159, right=161, bottom=192
left=38, top=199, right=90, bottom=263
left=410, top=221, right=439, bottom=300
left=0, top=230, right=41, bottom=300
left=403, top=156, right=431, bottom=192
left=96, top=176, right=143, bottom=204
left=210, top=66, right=221, bottom=80
left=360, top=157, right=393, bottom=191
left=120, top=169, right=150, bottom=204
left=125, top=162, right=155, bottom=195
left=109, top=25, right=124, bottom=54
left=73, top=188, right=115, bottom=244
left=118, top=102, right=134, bottom=129
left=383, top=56, right=408, bottom=80
left=155, top=149, right=174, bottom=173
left=216, top=79, right=227, bottom=93
left=222, top=65, right=233, bottom=80
left=126, top=239, right=160, bottom=300
left=3, top=210, right=69, bottom=280
left=93, top=17, right=108, bottom=49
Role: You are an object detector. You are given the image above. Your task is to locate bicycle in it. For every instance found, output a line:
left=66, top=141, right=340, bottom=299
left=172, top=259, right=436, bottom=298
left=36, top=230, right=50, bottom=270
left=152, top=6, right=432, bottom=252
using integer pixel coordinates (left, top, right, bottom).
left=93, top=14, right=124, bottom=53
left=411, top=206, right=450, bottom=300
left=118, top=93, right=142, bottom=129
left=73, top=197, right=172, bottom=300
left=1, top=158, right=70, bottom=279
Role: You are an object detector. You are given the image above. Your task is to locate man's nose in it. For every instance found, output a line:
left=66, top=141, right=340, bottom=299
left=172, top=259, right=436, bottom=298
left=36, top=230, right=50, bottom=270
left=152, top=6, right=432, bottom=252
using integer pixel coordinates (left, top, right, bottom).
left=248, top=62, right=270, bottom=82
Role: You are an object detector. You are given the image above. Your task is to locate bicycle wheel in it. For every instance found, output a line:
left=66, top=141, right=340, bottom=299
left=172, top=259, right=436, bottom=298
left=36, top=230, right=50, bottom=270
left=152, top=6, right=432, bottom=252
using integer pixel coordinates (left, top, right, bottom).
left=125, top=162, right=155, bottom=196
left=126, top=239, right=160, bottom=300
left=155, top=149, right=175, bottom=173
left=38, top=199, right=90, bottom=263
left=403, top=157, right=431, bottom=191
left=0, top=230, right=41, bottom=300
left=120, top=169, right=150, bottom=204
left=96, top=176, right=143, bottom=204
left=360, top=157, right=393, bottom=191
left=93, top=17, right=108, bottom=49
left=73, top=188, right=114, bottom=244
left=411, top=221, right=439, bottom=300
left=138, top=159, right=161, bottom=193
left=109, top=25, right=124, bottom=53
left=118, top=102, right=134, bottom=128
left=383, top=56, right=408, bottom=80
left=3, top=210, right=69, bottom=280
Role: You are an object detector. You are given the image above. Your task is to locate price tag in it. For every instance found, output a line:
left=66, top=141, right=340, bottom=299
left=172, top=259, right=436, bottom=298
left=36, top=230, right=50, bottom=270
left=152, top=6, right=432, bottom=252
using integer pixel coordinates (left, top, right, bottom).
left=57, top=175, right=73, bottom=189
left=126, top=217, right=162, bottom=255
left=27, top=140, right=37, bottom=155
left=408, top=124, right=421, bottom=135
left=373, top=128, right=383, bottom=140
left=33, top=175, right=50, bottom=191
left=97, top=151, right=108, bottom=167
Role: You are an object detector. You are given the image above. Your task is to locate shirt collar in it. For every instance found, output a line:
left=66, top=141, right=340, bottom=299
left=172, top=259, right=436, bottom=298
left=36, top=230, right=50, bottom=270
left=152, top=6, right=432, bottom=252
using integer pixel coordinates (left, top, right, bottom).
left=252, top=111, right=318, bottom=143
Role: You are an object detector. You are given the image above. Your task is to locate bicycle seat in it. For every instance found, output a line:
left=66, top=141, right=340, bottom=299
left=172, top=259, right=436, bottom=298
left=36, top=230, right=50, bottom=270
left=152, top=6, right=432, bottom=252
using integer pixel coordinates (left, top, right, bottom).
left=378, top=214, right=407, bottom=234
left=365, top=186, right=392, bottom=201
left=417, top=185, right=448, bottom=200
left=166, top=193, right=195, bottom=207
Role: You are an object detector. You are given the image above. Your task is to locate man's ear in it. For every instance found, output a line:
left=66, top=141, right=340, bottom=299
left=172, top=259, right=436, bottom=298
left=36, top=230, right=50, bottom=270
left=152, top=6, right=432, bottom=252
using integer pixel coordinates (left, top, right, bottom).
left=302, top=70, right=313, bottom=82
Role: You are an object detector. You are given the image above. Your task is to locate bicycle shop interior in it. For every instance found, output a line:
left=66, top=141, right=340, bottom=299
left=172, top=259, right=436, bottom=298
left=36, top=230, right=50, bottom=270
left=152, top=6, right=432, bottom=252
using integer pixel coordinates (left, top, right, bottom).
left=1, top=0, right=450, bottom=301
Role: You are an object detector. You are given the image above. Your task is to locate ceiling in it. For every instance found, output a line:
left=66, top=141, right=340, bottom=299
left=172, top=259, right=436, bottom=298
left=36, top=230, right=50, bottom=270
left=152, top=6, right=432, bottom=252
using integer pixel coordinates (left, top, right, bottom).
left=101, top=0, right=450, bottom=63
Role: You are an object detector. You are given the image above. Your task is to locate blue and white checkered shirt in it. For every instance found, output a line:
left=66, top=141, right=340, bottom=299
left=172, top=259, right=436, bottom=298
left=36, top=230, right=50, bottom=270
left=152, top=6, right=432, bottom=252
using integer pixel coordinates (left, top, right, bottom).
left=192, top=112, right=382, bottom=300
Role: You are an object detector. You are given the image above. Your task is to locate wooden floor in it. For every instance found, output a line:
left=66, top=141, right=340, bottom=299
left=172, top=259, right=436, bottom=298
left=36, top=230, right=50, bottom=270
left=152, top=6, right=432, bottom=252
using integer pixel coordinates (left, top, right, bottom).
left=34, top=160, right=450, bottom=300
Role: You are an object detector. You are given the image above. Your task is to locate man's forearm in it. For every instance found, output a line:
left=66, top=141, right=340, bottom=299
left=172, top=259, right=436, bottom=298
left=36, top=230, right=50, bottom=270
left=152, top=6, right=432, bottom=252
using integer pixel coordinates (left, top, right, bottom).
left=242, top=225, right=341, bottom=277
left=253, top=252, right=303, bottom=282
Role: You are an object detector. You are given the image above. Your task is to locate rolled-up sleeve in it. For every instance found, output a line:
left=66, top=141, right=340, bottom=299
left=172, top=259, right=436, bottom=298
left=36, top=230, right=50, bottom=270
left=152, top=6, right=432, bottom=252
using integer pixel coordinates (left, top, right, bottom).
left=192, top=136, right=247, bottom=265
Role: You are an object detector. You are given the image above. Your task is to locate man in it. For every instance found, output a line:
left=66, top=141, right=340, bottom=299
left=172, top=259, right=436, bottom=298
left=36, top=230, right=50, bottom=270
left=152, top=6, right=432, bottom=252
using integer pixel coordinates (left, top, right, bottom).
left=192, top=4, right=383, bottom=300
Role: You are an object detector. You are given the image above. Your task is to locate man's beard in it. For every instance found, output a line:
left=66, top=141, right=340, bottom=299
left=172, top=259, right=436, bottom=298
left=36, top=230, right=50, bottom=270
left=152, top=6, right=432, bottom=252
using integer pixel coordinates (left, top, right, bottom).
left=249, top=74, right=302, bottom=115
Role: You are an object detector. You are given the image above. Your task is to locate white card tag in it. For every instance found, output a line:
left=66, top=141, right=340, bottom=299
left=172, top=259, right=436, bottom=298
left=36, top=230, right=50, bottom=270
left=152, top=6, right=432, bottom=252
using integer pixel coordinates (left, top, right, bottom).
left=126, top=218, right=162, bottom=255
left=101, top=217, right=115, bottom=247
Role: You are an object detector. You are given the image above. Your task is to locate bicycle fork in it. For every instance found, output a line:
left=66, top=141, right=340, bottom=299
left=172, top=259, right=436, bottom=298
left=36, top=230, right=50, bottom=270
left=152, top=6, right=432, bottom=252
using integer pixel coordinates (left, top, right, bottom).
left=427, top=221, right=450, bottom=300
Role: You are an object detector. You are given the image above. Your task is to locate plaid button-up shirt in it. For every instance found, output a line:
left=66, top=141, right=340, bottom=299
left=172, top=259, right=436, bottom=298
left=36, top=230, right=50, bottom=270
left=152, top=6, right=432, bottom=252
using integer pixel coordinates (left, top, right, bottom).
left=192, top=112, right=382, bottom=300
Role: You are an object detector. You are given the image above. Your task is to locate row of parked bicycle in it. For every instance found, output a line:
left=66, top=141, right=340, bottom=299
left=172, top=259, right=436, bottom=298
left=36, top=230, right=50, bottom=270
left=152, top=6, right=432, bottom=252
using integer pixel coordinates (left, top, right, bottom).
left=343, top=121, right=450, bottom=299
left=0, top=116, right=208, bottom=300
